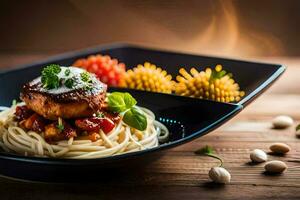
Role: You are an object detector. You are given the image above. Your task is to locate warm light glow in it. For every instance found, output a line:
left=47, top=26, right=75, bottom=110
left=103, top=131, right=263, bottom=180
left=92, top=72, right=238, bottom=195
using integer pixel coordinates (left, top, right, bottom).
left=185, top=0, right=283, bottom=57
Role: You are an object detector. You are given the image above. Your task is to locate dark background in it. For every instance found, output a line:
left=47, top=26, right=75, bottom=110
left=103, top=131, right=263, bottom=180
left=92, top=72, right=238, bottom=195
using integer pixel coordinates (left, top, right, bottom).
left=1, top=0, right=300, bottom=68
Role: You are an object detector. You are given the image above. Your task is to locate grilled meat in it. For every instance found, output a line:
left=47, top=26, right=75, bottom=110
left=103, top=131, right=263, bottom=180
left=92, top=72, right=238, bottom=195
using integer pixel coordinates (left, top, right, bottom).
left=20, top=67, right=107, bottom=120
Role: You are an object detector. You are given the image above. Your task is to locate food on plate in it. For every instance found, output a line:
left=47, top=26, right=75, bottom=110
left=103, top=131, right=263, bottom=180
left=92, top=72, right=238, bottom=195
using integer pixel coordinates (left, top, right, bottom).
left=72, top=53, right=245, bottom=103
left=175, top=65, right=245, bottom=102
left=0, top=65, right=168, bottom=159
left=120, top=62, right=174, bottom=94
left=73, top=54, right=126, bottom=87
left=21, top=65, right=107, bottom=120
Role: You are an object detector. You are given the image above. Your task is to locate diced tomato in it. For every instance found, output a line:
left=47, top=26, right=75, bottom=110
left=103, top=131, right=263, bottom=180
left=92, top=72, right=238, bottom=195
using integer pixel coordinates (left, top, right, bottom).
left=75, top=117, right=115, bottom=134
left=104, top=112, right=121, bottom=124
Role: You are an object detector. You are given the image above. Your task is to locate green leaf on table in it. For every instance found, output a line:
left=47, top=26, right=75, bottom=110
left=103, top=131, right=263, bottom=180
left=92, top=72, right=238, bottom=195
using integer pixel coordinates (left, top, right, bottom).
left=195, top=145, right=215, bottom=155
left=296, top=124, right=300, bottom=131
left=194, top=145, right=224, bottom=167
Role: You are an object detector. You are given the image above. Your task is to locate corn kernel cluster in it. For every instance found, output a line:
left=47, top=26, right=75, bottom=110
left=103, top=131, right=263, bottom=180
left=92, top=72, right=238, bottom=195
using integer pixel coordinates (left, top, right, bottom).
left=175, top=65, right=245, bottom=102
left=120, top=62, right=174, bottom=94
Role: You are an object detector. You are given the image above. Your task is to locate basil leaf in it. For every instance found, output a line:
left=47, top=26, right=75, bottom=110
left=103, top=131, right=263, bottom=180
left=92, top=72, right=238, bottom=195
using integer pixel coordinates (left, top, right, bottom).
left=123, top=107, right=147, bottom=131
left=108, top=92, right=127, bottom=112
left=108, top=92, right=137, bottom=113
left=123, top=92, right=137, bottom=108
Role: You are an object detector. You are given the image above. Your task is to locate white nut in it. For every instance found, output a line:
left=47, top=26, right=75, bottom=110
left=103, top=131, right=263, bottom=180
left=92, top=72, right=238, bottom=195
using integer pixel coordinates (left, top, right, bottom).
left=272, top=115, right=294, bottom=129
left=269, top=143, right=291, bottom=154
left=250, top=149, right=268, bottom=163
left=264, top=160, right=287, bottom=173
left=209, top=167, right=231, bottom=184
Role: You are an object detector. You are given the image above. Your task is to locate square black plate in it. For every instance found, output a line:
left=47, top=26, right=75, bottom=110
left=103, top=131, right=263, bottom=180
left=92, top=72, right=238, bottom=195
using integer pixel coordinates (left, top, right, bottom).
left=0, top=43, right=283, bottom=182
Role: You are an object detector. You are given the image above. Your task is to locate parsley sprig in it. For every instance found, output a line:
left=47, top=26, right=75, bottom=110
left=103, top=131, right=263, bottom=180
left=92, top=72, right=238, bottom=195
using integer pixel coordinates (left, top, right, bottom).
left=195, top=145, right=223, bottom=167
left=65, top=69, right=71, bottom=76
left=80, top=72, right=92, bottom=83
left=108, top=92, right=147, bottom=131
left=210, top=65, right=232, bottom=82
left=65, top=78, right=74, bottom=88
left=41, top=64, right=62, bottom=89
left=40, top=65, right=95, bottom=90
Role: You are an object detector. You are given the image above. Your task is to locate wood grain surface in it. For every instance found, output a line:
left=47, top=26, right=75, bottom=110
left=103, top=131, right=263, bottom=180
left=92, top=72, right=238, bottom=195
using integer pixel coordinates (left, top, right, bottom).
left=0, top=54, right=300, bottom=200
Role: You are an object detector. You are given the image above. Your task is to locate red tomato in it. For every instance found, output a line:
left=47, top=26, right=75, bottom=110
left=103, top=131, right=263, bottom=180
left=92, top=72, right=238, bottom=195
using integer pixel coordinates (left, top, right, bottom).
left=75, top=117, right=115, bottom=134
left=73, top=54, right=126, bottom=87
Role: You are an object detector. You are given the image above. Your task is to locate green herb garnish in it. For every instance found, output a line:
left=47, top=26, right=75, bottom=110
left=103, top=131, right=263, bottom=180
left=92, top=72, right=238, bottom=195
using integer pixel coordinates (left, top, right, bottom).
left=41, top=64, right=62, bottom=89
left=108, top=92, right=137, bottom=113
left=65, top=78, right=74, bottom=88
left=56, top=117, right=64, bottom=132
left=195, top=145, right=223, bottom=167
left=65, top=68, right=71, bottom=76
left=96, top=112, right=105, bottom=118
left=210, top=69, right=227, bottom=81
left=123, top=107, right=147, bottom=131
left=80, top=72, right=92, bottom=83
left=108, top=92, right=146, bottom=131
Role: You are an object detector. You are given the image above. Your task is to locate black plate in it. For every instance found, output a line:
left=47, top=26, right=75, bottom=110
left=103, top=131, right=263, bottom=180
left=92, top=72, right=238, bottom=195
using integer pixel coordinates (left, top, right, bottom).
left=0, top=44, right=284, bottom=182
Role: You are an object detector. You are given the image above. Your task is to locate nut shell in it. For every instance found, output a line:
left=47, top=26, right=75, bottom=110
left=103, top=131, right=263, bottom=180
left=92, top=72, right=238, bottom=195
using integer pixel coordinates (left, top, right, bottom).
left=264, top=160, right=287, bottom=174
left=270, top=143, right=291, bottom=154
left=208, top=167, right=231, bottom=184
left=272, top=115, right=294, bottom=129
left=250, top=149, right=268, bottom=163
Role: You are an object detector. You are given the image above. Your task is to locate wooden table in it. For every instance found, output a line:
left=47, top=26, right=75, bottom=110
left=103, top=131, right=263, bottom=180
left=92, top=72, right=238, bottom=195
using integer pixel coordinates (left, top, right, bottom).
left=1, top=54, right=300, bottom=200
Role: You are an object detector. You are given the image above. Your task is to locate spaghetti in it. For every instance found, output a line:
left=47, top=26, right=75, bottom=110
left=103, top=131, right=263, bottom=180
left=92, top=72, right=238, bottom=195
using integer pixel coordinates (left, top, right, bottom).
left=0, top=104, right=169, bottom=159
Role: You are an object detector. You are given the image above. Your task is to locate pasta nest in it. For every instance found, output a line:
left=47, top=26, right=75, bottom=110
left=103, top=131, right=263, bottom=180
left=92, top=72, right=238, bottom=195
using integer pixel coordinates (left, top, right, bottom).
left=175, top=65, right=245, bottom=102
left=120, top=62, right=174, bottom=94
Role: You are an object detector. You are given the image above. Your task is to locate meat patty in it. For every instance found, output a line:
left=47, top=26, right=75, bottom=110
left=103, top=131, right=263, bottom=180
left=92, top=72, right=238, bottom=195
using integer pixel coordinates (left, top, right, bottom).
left=20, top=67, right=107, bottom=120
